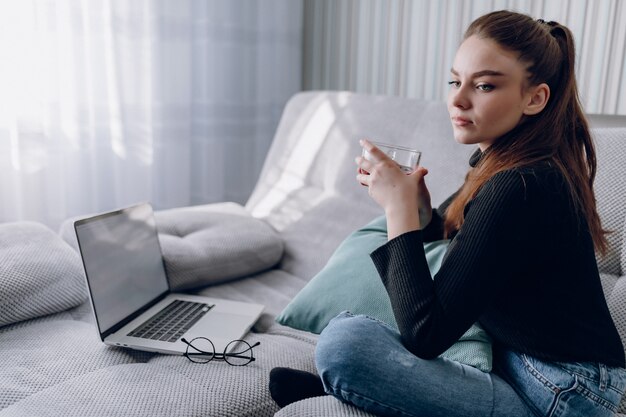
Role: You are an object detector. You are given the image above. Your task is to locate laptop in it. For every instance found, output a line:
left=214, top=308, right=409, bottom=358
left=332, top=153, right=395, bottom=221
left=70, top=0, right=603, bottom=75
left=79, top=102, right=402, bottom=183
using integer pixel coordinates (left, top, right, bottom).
left=74, top=202, right=264, bottom=355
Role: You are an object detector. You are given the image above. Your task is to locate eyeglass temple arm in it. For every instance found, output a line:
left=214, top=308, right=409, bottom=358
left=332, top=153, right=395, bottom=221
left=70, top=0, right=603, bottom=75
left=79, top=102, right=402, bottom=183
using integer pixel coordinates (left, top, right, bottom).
left=220, top=341, right=261, bottom=359
left=181, top=338, right=213, bottom=355
left=181, top=339, right=260, bottom=358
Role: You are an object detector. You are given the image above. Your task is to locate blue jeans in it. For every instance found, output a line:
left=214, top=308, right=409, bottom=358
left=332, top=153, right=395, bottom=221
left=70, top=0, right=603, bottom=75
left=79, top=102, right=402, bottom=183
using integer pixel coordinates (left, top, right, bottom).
left=315, top=312, right=626, bottom=417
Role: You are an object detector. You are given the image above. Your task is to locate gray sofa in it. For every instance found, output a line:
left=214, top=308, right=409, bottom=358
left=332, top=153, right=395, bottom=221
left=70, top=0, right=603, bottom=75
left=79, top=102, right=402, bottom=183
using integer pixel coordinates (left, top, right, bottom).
left=1, top=91, right=625, bottom=417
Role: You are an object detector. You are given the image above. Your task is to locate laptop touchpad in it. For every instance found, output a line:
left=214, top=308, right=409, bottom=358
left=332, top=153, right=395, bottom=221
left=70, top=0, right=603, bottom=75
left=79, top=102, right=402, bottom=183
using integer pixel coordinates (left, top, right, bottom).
left=193, top=311, right=255, bottom=341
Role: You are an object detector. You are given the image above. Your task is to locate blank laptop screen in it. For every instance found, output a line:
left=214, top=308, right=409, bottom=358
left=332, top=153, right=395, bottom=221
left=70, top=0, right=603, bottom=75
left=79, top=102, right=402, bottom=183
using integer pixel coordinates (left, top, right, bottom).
left=75, top=204, right=169, bottom=334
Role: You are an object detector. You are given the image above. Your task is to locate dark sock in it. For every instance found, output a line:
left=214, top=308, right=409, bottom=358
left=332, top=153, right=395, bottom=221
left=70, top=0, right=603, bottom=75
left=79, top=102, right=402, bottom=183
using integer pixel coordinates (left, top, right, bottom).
left=269, top=367, right=326, bottom=408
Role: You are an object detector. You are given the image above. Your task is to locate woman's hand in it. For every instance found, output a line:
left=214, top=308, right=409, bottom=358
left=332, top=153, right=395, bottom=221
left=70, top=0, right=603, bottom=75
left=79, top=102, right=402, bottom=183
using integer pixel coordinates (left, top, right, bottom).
left=356, top=139, right=433, bottom=239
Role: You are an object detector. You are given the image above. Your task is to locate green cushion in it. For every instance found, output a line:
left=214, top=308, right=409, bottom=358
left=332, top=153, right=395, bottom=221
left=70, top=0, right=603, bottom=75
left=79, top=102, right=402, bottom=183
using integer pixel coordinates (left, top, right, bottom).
left=276, top=215, right=493, bottom=372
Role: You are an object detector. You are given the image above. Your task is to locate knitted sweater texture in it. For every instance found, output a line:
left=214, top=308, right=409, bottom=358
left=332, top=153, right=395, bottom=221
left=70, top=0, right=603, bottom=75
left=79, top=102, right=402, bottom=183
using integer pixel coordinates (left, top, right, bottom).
left=370, top=150, right=625, bottom=367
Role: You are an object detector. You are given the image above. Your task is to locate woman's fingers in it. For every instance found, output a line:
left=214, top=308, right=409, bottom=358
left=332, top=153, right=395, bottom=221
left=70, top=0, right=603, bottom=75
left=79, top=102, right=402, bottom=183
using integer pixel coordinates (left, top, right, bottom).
left=356, top=172, right=369, bottom=186
left=360, top=139, right=388, bottom=163
left=357, top=139, right=394, bottom=177
left=355, top=156, right=374, bottom=174
left=411, top=166, right=429, bottom=180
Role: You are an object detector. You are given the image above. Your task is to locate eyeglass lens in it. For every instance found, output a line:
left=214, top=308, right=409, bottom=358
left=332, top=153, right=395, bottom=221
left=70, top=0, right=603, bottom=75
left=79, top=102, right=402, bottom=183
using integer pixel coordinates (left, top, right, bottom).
left=184, top=337, right=215, bottom=363
left=223, top=339, right=256, bottom=366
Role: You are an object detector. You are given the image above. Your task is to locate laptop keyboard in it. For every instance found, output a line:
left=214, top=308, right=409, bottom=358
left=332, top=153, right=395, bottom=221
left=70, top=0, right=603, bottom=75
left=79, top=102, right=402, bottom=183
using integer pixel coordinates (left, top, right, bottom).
left=127, top=300, right=214, bottom=343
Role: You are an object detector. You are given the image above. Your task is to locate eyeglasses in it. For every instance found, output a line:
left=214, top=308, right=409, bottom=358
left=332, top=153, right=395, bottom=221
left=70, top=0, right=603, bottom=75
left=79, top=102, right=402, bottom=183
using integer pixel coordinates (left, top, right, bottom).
left=181, top=337, right=260, bottom=366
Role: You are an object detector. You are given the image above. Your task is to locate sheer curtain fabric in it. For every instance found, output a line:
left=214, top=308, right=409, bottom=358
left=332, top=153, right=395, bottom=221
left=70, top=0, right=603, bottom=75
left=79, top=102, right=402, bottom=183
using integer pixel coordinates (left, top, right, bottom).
left=0, top=0, right=302, bottom=229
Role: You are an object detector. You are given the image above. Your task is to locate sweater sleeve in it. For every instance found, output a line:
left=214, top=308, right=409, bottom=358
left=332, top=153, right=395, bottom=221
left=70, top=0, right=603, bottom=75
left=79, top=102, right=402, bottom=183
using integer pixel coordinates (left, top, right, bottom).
left=420, top=210, right=444, bottom=242
left=370, top=170, right=529, bottom=358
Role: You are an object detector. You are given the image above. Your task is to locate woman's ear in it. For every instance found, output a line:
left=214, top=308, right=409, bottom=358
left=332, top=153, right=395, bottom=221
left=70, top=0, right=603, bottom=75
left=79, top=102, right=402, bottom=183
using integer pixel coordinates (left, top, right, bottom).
left=523, top=83, right=550, bottom=115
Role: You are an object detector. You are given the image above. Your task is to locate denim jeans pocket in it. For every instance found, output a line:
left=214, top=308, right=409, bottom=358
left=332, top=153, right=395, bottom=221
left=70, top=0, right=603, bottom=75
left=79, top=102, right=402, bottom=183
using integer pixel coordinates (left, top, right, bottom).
left=520, top=353, right=577, bottom=396
left=520, top=353, right=625, bottom=417
left=556, top=361, right=626, bottom=414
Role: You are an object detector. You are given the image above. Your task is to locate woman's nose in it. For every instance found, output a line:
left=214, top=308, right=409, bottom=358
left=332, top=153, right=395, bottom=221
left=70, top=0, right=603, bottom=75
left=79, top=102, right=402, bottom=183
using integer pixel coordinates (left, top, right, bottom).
left=449, top=86, right=470, bottom=110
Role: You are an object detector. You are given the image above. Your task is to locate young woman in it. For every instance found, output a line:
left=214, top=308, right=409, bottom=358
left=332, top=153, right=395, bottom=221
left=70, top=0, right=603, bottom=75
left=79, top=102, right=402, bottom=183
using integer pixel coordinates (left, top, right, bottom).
left=269, top=10, right=626, bottom=417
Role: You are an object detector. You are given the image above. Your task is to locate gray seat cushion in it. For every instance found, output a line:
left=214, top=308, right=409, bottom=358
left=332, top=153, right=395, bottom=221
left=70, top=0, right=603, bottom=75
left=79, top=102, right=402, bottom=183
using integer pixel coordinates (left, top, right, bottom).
left=275, top=395, right=374, bottom=417
left=0, top=308, right=319, bottom=417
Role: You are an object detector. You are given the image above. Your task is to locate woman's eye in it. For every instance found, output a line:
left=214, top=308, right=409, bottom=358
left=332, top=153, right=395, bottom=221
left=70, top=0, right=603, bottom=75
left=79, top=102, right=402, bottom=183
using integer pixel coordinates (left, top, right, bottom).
left=448, top=80, right=461, bottom=88
left=477, top=83, right=494, bottom=92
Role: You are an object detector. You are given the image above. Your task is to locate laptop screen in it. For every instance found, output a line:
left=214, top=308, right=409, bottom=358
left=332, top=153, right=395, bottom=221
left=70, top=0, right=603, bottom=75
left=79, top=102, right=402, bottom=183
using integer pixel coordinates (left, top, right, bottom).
left=75, top=203, right=169, bottom=335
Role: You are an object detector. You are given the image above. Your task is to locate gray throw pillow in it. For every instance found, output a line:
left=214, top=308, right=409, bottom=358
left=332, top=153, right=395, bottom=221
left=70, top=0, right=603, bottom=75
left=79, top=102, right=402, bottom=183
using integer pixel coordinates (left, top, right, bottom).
left=154, top=202, right=284, bottom=290
left=0, top=222, right=87, bottom=327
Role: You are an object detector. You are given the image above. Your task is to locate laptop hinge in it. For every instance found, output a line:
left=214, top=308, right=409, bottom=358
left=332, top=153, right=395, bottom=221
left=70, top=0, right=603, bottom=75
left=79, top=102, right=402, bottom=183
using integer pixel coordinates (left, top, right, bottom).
left=101, top=291, right=169, bottom=340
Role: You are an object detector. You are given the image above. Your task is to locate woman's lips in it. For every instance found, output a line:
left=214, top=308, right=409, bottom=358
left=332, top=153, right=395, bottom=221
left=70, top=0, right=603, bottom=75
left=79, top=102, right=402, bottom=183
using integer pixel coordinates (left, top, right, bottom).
left=451, top=117, right=473, bottom=127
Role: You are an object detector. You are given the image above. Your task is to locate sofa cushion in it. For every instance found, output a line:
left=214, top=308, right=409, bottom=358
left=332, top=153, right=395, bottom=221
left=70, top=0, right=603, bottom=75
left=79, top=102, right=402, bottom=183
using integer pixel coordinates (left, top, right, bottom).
left=276, top=215, right=446, bottom=333
left=60, top=203, right=285, bottom=291
left=0, top=318, right=146, bottom=409
left=276, top=215, right=492, bottom=372
left=0, top=222, right=86, bottom=327
left=622, top=218, right=626, bottom=275
left=594, top=128, right=626, bottom=276
left=154, top=202, right=284, bottom=290
left=275, top=395, right=374, bottom=417
left=603, top=273, right=626, bottom=414
left=0, top=309, right=318, bottom=417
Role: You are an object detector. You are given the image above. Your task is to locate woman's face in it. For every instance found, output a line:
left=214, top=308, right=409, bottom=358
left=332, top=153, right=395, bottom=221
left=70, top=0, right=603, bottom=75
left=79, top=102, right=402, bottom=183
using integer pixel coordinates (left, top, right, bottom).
left=447, top=35, right=535, bottom=150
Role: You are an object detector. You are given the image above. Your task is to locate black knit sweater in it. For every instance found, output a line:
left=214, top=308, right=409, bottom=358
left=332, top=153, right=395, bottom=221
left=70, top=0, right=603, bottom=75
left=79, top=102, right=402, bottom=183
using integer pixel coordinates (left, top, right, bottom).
left=370, top=149, right=625, bottom=368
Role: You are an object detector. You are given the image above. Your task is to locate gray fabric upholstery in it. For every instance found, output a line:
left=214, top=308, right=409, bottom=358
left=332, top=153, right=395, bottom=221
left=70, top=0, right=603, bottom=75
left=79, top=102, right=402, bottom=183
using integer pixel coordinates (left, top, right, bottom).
left=0, top=222, right=86, bottom=327
left=608, top=275, right=626, bottom=414
left=154, top=202, right=284, bottom=289
left=594, top=128, right=626, bottom=277
left=59, top=202, right=284, bottom=290
left=622, top=217, right=626, bottom=275
left=1, top=92, right=625, bottom=416
left=195, top=269, right=310, bottom=332
left=589, top=127, right=626, bottom=414
left=275, top=396, right=373, bottom=417
left=0, top=311, right=318, bottom=417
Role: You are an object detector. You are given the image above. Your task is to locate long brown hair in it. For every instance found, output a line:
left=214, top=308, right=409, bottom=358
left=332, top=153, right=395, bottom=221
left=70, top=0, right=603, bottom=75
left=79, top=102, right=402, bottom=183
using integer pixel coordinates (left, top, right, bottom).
left=443, top=10, right=608, bottom=255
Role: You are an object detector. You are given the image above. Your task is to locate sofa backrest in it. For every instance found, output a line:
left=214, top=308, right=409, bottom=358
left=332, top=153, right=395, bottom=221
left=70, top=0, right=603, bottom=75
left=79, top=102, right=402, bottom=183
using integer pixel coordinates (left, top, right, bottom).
left=247, top=91, right=474, bottom=221
left=593, top=128, right=626, bottom=277
left=246, top=91, right=473, bottom=278
left=247, top=91, right=626, bottom=279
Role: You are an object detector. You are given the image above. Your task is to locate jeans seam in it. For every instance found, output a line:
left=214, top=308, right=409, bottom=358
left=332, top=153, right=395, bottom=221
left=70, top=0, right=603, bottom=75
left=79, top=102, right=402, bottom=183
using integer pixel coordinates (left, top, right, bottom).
left=521, top=354, right=561, bottom=394
left=341, top=311, right=396, bottom=331
left=569, top=373, right=623, bottom=395
left=556, top=366, right=624, bottom=396
left=547, top=377, right=579, bottom=417
left=573, top=381, right=619, bottom=413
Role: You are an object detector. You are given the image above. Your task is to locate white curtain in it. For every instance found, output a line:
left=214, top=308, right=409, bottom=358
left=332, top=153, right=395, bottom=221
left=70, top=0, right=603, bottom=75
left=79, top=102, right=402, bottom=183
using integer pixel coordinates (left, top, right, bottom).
left=0, top=0, right=303, bottom=230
